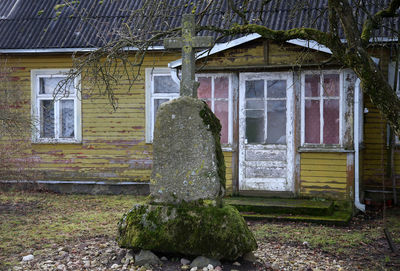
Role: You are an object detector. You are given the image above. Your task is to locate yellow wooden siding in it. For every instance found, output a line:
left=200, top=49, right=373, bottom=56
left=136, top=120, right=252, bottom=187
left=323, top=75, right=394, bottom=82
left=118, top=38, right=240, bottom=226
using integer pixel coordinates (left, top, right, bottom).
left=361, top=48, right=393, bottom=189
left=223, top=151, right=233, bottom=194
left=300, top=153, right=348, bottom=199
left=1, top=54, right=236, bottom=187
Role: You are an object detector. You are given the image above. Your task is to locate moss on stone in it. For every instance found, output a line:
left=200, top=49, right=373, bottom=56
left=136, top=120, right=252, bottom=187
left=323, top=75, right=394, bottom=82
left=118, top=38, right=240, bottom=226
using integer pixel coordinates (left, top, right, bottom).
left=199, top=101, right=226, bottom=194
left=117, top=203, right=257, bottom=260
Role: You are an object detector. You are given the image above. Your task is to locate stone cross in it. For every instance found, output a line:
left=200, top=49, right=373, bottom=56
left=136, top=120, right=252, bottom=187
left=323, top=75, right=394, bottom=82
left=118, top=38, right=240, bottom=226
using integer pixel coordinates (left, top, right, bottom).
left=164, top=14, right=213, bottom=97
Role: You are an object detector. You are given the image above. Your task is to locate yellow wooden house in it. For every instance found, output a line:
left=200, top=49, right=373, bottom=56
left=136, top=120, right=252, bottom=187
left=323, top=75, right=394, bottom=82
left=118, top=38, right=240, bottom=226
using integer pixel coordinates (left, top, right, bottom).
left=0, top=0, right=399, bottom=212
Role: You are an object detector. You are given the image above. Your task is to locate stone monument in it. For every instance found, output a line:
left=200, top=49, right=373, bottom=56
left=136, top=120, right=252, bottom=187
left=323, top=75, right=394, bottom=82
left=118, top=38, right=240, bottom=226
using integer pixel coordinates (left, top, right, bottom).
left=117, top=14, right=257, bottom=261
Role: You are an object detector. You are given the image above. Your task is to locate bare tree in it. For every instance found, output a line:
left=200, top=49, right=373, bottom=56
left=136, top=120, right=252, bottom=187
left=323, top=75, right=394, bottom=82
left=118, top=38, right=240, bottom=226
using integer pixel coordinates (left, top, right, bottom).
left=0, top=59, right=38, bottom=181
left=50, top=0, right=400, bottom=133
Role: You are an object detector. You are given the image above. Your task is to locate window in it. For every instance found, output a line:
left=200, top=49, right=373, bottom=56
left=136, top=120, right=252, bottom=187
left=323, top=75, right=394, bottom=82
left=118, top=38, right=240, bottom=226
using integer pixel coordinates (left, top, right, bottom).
left=244, top=79, right=287, bottom=144
left=301, top=72, right=342, bottom=146
left=145, top=68, right=180, bottom=142
left=146, top=69, right=234, bottom=146
left=196, top=74, right=233, bottom=145
left=31, top=70, right=81, bottom=143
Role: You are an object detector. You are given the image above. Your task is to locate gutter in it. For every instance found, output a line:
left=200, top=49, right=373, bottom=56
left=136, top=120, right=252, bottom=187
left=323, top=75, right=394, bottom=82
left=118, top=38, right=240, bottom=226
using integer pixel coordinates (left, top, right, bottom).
left=354, top=78, right=366, bottom=212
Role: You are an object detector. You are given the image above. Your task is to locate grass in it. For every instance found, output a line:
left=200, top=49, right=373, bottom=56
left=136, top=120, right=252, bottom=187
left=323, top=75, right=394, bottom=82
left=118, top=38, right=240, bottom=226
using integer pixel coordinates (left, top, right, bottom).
left=252, top=220, right=381, bottom=255
left=0, top=191, right=145, bottom=268
left=1, top=191, right=399, bottom=269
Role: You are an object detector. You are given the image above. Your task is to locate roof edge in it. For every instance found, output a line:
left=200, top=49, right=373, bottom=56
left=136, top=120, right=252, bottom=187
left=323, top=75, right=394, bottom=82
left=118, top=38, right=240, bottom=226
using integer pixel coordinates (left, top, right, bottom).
left=0, top=46, right=165, bottom=54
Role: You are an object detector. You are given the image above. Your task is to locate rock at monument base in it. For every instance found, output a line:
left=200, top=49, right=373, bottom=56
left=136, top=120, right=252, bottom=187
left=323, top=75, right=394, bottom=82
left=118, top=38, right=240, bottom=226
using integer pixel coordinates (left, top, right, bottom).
left=117, top=203, right=257, bottom=260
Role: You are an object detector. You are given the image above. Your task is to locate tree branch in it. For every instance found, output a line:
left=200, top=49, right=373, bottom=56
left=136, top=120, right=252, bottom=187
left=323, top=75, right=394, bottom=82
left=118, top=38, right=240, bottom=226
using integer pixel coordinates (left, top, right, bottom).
left=361, top=0, right=400, bottom=43
left=199, top=23, right=346, bottom=58
left=228, top=0, right=249, bottom=24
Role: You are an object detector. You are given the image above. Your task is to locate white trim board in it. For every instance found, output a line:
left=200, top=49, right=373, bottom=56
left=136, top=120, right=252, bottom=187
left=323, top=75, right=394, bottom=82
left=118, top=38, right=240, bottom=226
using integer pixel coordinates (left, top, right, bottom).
left=169, top=34, right=262, bottom=68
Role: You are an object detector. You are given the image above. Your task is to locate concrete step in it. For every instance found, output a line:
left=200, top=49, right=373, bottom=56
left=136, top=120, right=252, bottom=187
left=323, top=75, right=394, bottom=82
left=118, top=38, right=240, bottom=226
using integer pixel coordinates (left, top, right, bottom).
left=225, top=197, right=334, bottom=216
left=239, top=210, right=352, bottom=226
left=224, top=197, right=352, bottom=225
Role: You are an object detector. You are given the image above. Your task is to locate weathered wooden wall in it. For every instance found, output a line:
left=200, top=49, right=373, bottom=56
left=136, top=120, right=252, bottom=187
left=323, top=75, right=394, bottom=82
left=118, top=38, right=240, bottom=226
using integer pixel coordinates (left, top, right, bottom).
left=362, top=48, right=397, bottom=191
left=300, top=153, right=348, bottom=199
left=1, top=53, right=234, bottom=190
left=4, top=38, right=398, bottom=198
left=199, top=39, right=329, bottom=68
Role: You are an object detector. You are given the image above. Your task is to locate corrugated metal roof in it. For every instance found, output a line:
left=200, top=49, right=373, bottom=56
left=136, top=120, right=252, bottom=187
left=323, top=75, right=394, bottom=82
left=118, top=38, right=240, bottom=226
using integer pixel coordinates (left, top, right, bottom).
left=0, top=0, right=398, bottom=50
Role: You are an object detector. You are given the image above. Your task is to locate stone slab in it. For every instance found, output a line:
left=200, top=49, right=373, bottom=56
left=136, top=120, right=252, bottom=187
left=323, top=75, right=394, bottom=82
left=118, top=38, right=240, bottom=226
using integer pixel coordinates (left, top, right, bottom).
left=150, top=96, right=225, bottom=203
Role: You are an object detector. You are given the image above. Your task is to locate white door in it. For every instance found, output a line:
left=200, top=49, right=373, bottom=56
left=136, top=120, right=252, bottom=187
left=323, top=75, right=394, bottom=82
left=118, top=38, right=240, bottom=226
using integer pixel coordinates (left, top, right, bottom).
left=239, top=72, right=294, bottom=192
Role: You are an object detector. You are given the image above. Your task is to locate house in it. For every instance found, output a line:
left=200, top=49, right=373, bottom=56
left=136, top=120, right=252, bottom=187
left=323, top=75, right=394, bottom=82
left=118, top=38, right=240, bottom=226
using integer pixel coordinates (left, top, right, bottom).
left=0, top=0, right=399, bottom=210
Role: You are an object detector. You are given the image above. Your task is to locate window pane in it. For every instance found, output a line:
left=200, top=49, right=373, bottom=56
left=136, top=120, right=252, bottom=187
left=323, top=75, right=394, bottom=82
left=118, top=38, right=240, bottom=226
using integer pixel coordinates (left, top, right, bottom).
left=198, top=77, right=212, bottom=99
left=305, top=75, right=319, bottom=97
left=154, top=99, right=169, bottom=124
left=214, top=101, right=229, bottom=144
left=246, top=100, right=264, bottom=110
left=40, top=77, right=74, bottom=95
left=40, top=100, right=54, bottom=138
left=246, top=110, right=264, bottom=144
left=214, top=77, right=229, bottom=98
left=245, top=80, right=264, bottom=98
left=266, top=100, right=286, bottom=144
left=154, top=75, right=179, bottom=93
left=60, top=100, right=74, bottom=138
left=305, top=100, right=320, bottom=143
left=267, top=80, right=286, bottom=98
left=323, top=74, right=340, bottom=97
left=323, top=100, right=339, bottom=144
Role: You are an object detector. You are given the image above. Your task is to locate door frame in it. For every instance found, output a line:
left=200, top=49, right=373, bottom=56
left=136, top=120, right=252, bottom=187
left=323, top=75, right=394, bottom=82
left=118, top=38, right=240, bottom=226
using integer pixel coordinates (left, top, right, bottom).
left=238, top=72, right=295, bottom=193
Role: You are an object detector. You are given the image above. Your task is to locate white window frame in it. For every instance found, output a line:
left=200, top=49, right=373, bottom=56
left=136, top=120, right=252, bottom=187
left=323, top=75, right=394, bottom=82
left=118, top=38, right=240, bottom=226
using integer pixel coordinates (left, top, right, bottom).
left=145, top=68, right=179, bottom=143
left=195, top=73, right=234, bottom=146
left=301, top=70, right=344, bottom=147
left=145, top=69, right=235, bottom=146
left=31, top=69, right=81, bottom=143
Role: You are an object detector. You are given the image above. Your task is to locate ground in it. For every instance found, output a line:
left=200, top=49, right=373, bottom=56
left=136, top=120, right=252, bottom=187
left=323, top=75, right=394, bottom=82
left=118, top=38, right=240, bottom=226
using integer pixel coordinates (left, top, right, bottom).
left=0, top=191, right=399, bottom=271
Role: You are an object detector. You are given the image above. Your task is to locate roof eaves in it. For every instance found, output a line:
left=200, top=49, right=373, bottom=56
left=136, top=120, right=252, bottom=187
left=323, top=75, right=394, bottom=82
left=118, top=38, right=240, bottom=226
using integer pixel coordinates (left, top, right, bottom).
left=0, top=46, right=165, bottom=54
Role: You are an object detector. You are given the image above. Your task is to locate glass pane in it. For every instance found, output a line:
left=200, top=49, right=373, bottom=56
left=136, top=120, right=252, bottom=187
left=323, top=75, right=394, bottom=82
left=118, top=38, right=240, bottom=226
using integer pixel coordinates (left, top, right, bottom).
left=154, top=75, right=179, bottom=93
left=267, top=80, right=286, bottom=98
left=246, top=110, right=264, bottom=144
left=305, top=75, right=319, bottom=97
left=40, top=77, right=74, bottom=95
left=214, top=76, right=229, bottom=98
left=40, top=100, right=54, bottom=138
left=214, top=101, right=229, bottom=144
left=60, top=100, right=74, bottom=138
left=305, top=100, right=320, bottom=143
left=266, top=100, right=286, bottom=144
left=323, top=74, right=340, bottom=97
left=246, top=100, right=264, bottom=110
left=245, top=80, right=264, bottom=98
left=153, top=99, right=169, bottom=124
left=198, top=77, right=212, bottom=99
left=323, top=100, right=339, bottom=144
